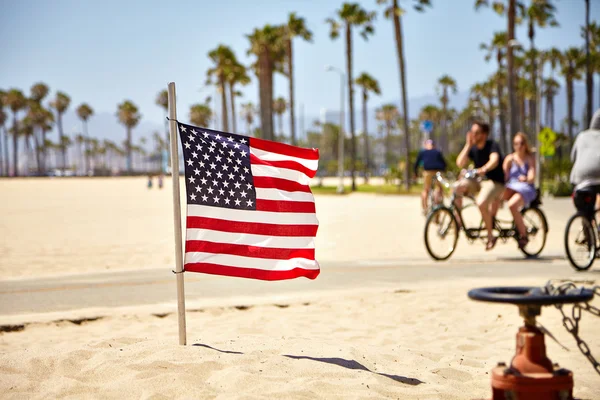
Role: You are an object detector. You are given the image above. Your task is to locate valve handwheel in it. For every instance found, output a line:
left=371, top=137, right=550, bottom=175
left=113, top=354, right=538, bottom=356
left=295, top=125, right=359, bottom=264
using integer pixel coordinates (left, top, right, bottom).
left=468, top=285, right=595, bottom=400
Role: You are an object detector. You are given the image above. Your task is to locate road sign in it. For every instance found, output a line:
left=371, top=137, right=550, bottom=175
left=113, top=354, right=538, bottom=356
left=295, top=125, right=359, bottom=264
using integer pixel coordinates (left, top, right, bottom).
left=540, top=143, right=555, bottom=157
left=538, top=127, right=557, bottom=145
left=420, top=120, right=433, bottom=133
left=537, top=127, right=557, bottom=158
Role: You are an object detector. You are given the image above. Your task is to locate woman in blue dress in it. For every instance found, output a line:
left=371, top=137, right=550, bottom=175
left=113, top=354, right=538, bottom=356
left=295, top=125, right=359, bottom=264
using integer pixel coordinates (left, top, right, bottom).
left=501, top=132, right=537, bottom=249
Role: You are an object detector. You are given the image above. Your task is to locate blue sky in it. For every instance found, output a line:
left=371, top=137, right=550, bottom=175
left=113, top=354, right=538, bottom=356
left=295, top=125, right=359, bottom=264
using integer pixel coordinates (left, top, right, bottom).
left=0, top=0, right=591, bottom=131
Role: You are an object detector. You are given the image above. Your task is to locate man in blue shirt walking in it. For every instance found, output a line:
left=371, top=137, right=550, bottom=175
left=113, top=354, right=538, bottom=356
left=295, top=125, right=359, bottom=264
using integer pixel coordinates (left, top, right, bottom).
left=414, top=139, right=447, bottom=214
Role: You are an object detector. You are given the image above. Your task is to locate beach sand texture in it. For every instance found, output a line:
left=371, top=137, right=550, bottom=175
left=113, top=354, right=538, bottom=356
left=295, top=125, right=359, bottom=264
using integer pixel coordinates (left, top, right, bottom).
left=0, top=177, right=558, bottom=280
left=1, top=178, right=598, bottom=399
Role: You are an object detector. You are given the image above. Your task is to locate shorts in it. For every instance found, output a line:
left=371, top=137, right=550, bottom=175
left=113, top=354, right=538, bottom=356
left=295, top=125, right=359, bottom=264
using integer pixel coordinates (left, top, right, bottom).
left=423, top=170, right=442, bottom=190
left=476, top=180, right=505, bottom=205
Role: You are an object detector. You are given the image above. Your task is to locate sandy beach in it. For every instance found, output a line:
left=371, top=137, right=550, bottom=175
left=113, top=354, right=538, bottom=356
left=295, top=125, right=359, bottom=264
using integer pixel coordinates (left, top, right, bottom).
left=1, top=177, right=599, bottom=399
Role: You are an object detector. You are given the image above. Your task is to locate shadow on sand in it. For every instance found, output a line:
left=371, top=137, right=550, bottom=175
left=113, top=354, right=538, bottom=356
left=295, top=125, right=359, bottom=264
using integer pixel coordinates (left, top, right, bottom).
left=282, top=355, right=424, bottom=385
left=193, top=343, right=244, bottom=354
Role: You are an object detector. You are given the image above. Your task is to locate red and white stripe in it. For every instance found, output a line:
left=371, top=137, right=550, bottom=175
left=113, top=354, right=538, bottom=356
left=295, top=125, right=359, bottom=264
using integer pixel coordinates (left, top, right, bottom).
left=184, top=137, right=320, bottom=281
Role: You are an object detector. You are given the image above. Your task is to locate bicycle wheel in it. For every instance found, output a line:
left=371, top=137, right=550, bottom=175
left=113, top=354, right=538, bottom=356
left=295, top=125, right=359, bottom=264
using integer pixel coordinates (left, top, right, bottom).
left=424, top=207, right=459, bottom=261
left=520, top=208, right=548, bottom=257
left=564, top=213, right=596, bottom=271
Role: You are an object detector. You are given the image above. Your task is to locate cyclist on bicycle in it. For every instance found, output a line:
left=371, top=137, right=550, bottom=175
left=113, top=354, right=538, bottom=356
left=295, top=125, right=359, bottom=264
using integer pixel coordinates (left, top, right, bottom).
left=414, top=139, right=447, bottom=215
left=501, top=132, right=537, bottom=249
left=455, top=121, right=505, bottom=250
left=571, top=108, right=600, bottom=210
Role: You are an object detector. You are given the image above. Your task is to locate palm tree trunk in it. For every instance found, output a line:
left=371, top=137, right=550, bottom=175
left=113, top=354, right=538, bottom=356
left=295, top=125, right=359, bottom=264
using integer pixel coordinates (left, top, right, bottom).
left=545, top=94, right=551, bottom=128
left=496, top=76, right=508, bottom=153
left=127, top=127, right=132, bottom=173
left=286, top=39, right=297, bottom=146
left=258, top=48, right=274, bottom=141
left=442, top=92, right=448, bottom=153
left=520, top=95, right=526, bottom=136
left=585, top=0, right=593, bottom=124
left=33, top=130, right=42, bottom=174
left=567, top=78, right=574, bottom=140
left=0, top=127, right=3, bottom=176
left=345, top=24, right=357, bottom=191
left=11, top=114, right=18, bottom=177
left=392, top=0, right=411, bottom=190
left=57, top=111, right=66, bottom=169
left=362, top=90, right=369, bottom=184
left=3, top=126, right=8, bottom=176
left=278, top=114, right=284, bottom=140
left=84, top=122, right=90, bottom=173
left=528, top=20, right=537, bottom=140
left=219, top=76, right=229, bottom=132
left=386, top=122, right=392, bottom=166
left=229, top=84, right=237, bottom=134
left=550, top=94, right=556, bottom=131
left=507, top=0, right=519, bottom=136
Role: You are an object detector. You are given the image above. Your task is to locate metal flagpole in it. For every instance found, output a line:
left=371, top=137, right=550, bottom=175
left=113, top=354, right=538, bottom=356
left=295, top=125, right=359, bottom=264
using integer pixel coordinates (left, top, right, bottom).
left=167, top=82, right=187, bottom=346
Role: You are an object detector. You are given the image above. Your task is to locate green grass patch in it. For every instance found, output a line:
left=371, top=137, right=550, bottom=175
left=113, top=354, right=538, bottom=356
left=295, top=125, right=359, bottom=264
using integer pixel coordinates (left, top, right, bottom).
left=311, top=183, right=423, bottom=195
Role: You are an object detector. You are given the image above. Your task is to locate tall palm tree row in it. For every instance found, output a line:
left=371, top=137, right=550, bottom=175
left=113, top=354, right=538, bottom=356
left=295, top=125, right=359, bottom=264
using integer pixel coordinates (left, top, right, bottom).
left=355, top=72, right=380, bottom=181
left=327, top=2, right=376, bottom=191
left=525, top=0, right=558, bottom=135
left=4, top=89, right=27, bottom=176
left=189, top=103, right=213, bottom=128
left=155, top=89, right=169, bottom=169
left=377, top=0, right=431, bottom=190
left=560, top=47, right=584, bottom=140
left=116, top=100, right=141, bottom=173
left=376, top=103, right=400, bottom=166
left=76, top=103, right=94, bottom=173
left=436, top=75, right=458, bottom=154
left=283, top=13, right=313, bottom=146
left=247, top=25, right=286, bottom=141
left=50, top=91, right=71, bottom=169
left=475, top=0, right=524, bottom=139
left=240, top=102, right=256, bottom=136
left=272, top=97, right=288, bottom=140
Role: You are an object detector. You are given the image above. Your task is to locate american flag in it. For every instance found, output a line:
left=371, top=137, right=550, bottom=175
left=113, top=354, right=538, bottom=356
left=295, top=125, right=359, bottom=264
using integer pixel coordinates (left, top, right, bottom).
left=177, top=122, right=320, bottom=281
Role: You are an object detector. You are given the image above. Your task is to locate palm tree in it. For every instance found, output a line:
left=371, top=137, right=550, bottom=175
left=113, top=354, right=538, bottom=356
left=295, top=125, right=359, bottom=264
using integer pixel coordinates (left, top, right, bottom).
left=480, top=79, right=497, bottom=135
left=475, top=0, right=523, bottom=143
left=525, top=0, right=557, bottom=135
left=272, top=97, right=288, bottom=141
left=436, top=75, right=458, bottom=154
left=589, top=22, right=600, bottom=107
left=207, top=45, right=238, bottom=132
left=247, top=25, right=286, bottom=141
left=49, top=91, right=71, bottom=169
left=75, top=134, right=85, bottom=174
left=155, top=89, right=169, bottom=169
left=584, top=0, right=592, bottom=122
left=241, top=102, right=256, bottom=135
left=4, top=89, right=27, bottom=176
left=28, top=102, right=54, bottom=174
left=59, top=135, right=72, bottom=169
left=327, top=2, right=376, bottom=191
left=355, top=72, right=381, bottom=181
left=76, top=103, right=94, bottom=173
left=378, top=0, right=431, bottom=190
left=0, top=106, right=5, bottom=176
left=542, top=77, right=560, bottom=130
left=283, top=13, right=313, bottom=146
left=376, top=104, right=400, bottom=167
left=116, top=100, right=141, bottom=173
left=226, top=62, right=250, bottom=134
left=19, top=116, right=35, bottom=173
left=189, top=103, right=213, bottom=127
left=480, top=32, right=509, bottom=151
left=560, top=47, right=584, bottom=140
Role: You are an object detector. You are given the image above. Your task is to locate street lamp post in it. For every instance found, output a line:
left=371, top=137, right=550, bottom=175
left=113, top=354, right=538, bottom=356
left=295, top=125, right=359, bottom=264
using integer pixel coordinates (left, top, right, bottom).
left=326, top=65, right=345, bottom=194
